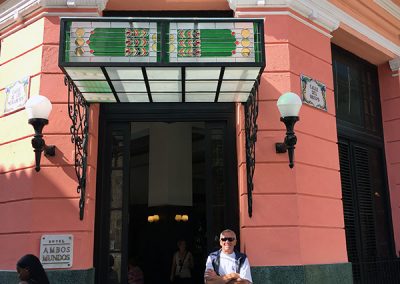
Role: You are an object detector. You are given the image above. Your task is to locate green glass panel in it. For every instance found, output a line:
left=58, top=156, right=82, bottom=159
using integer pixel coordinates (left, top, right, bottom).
left=88, top=28, right=150, bottom=57
left=157, top=22, right=163, bottom=62
left=65, top=22, right=71, bottom=62
left=177, top=29, right=236, bottom=57
left=88, top=28, right=125, bottom=56
left=254, top=22, right=260, bottom=63
left=61, top=19, right=263, bottom=65
left=83, top=93, right=116, bottom=103
left=76, top=81, right=111, bottom=92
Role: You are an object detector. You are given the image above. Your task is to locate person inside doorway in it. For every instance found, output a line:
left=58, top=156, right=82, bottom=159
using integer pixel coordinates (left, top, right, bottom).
left=204, top=229, right=252, bottom=284
left=128, top=257, right=144, bottom=284
left=170, top=239, right=194, bottom=284
left=16, top=254, right=50, bottom=284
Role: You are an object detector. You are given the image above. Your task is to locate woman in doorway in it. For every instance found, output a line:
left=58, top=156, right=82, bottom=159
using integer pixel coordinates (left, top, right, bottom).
left=16, top=254, right=50, bottom=284
left=170, top=239, right=194, bottom=284
left=127, top=257, right=144, bottom=284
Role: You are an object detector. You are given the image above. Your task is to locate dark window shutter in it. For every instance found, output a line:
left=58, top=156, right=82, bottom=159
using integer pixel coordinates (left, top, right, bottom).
left=339, top=140, right=377, bottom=263
left=352, top=144, right=376, bottom=262
left=338, top=141, right=359, bottom=263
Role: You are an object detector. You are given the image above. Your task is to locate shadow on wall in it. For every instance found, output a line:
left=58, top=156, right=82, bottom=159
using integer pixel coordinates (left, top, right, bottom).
left=0, top=152, right=91, bottom=270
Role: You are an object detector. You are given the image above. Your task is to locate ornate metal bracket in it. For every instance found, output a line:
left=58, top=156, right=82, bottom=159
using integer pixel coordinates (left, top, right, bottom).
left=65, top=76, right=89, bottom=220
left=244, top=80, right=259, bottom=218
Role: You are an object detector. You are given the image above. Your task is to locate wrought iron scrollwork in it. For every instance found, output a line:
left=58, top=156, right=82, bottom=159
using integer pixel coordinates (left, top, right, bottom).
left=65, top=76, right=89, bottom=220
left=244, top=79, right=259, bottom=218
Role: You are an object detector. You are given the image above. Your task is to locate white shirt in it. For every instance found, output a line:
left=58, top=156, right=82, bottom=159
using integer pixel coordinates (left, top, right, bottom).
left=205, top=251, right=252, bottom=283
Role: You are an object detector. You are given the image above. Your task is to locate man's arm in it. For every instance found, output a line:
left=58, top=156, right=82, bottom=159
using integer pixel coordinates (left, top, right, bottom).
left=205, top=268, right=224, bottom=284
left=237, top=257, right=252, bottom=284
left=205, top=270, right=244, bottom=284
left=227, top=279, right=251, bottom=284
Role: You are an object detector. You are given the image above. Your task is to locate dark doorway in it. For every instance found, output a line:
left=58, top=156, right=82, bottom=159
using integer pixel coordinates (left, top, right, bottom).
left=332, top=45, right=397, bottom=283
left=94, top=103, right=239, bottom=284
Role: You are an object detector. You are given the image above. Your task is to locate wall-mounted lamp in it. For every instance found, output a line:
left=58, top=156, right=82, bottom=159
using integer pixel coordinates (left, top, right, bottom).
left=275, top=92, right=302, bottom=169
left=25, top=95, right=56, bottom=172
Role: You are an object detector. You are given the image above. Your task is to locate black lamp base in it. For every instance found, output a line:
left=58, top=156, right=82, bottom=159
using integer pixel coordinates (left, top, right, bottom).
left=276, top=116, right=299, bottom=168
left=28, top=118, right=56, bottom=172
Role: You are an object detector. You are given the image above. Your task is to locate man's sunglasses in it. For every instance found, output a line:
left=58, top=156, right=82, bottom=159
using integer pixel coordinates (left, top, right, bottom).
left=220, top=237, right=235, bottom=242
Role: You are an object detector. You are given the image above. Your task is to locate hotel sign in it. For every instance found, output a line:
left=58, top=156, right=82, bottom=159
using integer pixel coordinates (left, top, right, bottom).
left=300, top=74, right=327, bottom=111
left=40, top=234, right=73, bottom=269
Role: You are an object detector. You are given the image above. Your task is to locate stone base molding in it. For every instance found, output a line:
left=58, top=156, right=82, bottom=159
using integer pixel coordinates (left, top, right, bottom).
left=251, top=262, right=353, bottom=284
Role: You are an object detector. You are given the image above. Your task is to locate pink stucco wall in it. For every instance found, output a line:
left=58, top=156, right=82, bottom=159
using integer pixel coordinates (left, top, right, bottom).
left=3, top=0, right=398, bottom=272
left=236, top=10, right=348, bottom=266
left=0, top=16, right=98, bottom=269
left=379, top=64, right=400, bottom=256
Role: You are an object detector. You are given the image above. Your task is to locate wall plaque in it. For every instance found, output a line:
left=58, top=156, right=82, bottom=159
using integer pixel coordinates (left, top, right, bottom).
left=40, top=234, right=73, bottom=269
left=4, top=77, right=29, bottom=114
left=300, top=74, right=327, bottom=111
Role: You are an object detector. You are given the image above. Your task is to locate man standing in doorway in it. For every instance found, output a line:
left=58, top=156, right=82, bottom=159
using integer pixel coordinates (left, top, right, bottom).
left=204, top=229, right=252, bottom=284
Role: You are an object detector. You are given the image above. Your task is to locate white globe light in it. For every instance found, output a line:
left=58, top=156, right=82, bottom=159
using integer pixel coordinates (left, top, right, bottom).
left=277, top=92, right=302, bottom=117
left=25, top=95, right=52, bottom=120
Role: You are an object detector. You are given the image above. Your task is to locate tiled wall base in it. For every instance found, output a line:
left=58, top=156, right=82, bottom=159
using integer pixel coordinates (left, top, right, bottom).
left=0, top=268, right=94, bottom=284
left=1, top=263, right=351, bottom=284
left=252, top=263, right=352, bottom=284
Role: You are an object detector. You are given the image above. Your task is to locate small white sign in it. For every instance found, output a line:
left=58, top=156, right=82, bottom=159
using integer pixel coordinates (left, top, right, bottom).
left=4, top=77, right=29, bottom=114
left=40, top=235, right=73, bottom=269
left=300, top=74, right=327, bottom=111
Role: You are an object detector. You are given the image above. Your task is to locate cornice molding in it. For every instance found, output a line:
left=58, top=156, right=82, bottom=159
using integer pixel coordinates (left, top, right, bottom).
left=0, top=0, right=107, bottom=33
left=374, top=0, right=400, bottom=20
left=228, top=0, right=400, bottom=57
left=38, top=0, right=108, bottom=10
left=235, top=10, right=332, bottom=38
left=228, top=0, right=340, bottom=32
left=389, top=57, right=400, bottom=72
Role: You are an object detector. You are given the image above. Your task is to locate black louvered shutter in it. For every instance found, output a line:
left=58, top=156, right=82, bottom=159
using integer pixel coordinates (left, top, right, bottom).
left=339, top=139, right=378, bottom=283
left=338, top=141, right=359, bottom=263
left=352, top=144, right=376, bottom=262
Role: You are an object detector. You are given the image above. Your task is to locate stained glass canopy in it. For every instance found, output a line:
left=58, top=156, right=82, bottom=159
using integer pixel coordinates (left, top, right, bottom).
left=59, top=17, right=265, bottom=103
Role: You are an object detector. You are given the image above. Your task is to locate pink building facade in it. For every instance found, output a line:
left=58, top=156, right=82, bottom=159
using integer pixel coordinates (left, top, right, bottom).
left=0, top=0, right=399, bottom=283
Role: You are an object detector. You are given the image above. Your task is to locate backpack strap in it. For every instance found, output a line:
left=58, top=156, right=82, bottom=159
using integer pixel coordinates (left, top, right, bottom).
left=210, top=250, right=221, bottom=276
left=234, top=251, right=247, bottom=273
left=178, top=251, right=188, bottom=273
left=211, top=250, right=247, bottom=275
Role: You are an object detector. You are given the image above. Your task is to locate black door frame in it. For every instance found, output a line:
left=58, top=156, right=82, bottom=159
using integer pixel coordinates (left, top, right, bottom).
left=94, top=102, right=240, bottom=284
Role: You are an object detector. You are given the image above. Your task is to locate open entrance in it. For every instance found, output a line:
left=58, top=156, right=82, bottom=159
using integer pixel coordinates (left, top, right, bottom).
left=94, top=104, right=239, bottom=284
